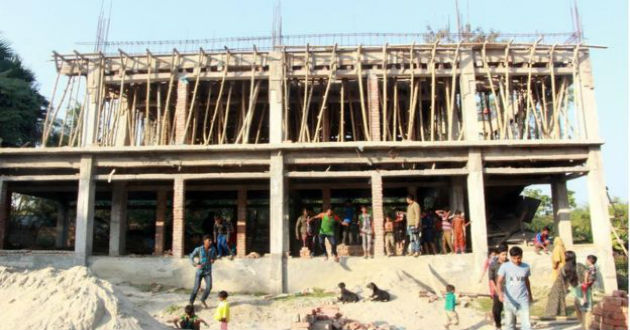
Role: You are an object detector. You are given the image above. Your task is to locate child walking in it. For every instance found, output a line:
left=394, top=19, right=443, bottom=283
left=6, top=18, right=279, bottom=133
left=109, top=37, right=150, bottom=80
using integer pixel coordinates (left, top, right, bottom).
left=170, top=305, right=208, bottom=330
left=214, top=291, right=230, bottom=330
left=581, top=255, right=597, bottom=306
left=444, top=284, right=459, bottom=329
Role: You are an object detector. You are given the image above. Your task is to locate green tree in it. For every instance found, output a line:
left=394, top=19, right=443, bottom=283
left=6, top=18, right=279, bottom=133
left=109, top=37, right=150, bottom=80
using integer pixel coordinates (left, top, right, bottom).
left=0, top=38, right=47, bottom=147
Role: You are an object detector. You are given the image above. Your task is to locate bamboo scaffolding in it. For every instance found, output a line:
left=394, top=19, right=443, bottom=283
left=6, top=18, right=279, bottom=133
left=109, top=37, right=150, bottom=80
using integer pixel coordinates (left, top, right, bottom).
left=356, top=45, right=370, bottom=140
left=523, top=39, right=540, bottom=139
left=43, top=74, right=73, bottom=145
left=481, top=42, right=504, bottom=139
left=41, top=70, right=62, bottom=145
left=313, top=45, right=337, bottom=142
left=182, top=50, right=205, bottom=143
left=406, top=43, right=416, bottom=140
left=56, top=75, right=78, bottom=147
left=220, top=83, right=233, bottom=144
left=201, top=83, right=214, bottom=144
left=339, top=79, right=345, bottom=142
left=429, top=41, right=438, bottom=141
left=205, top=52, right=230, bottom=145
left=382, top=44, right=389, bottom=140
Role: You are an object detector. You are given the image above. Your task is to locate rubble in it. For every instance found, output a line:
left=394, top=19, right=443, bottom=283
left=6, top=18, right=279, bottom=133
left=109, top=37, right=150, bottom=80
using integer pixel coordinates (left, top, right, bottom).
left=590, top=290, right=628, bottom=330
left=291, top=305, right=394, bottom=330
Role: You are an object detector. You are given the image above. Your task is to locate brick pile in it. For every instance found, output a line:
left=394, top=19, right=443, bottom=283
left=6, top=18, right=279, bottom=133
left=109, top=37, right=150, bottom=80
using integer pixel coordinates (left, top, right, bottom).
left=291, top=305, right=393, bottom=330
left=590, top=290, right=628, bottom=330
left=336, top=244, right=364, bottom=257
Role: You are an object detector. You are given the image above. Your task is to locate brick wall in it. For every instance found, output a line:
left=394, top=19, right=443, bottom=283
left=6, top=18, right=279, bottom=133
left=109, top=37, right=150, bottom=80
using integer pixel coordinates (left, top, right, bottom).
left=368, top=73, right=381, bottom=142
left=174, top=78, right=189, bottom=144
left=371, top=173, right=385, bottom=256
left=154, top=190, right=167, bottom=255
left=236, top=188, right=247, bottom=257
left=172, top=178, right=185, bottom=258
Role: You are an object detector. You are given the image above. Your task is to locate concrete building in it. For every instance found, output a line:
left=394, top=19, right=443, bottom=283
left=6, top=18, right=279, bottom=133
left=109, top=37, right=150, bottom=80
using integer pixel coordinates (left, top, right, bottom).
left=0, top=37, right=618, bottom=293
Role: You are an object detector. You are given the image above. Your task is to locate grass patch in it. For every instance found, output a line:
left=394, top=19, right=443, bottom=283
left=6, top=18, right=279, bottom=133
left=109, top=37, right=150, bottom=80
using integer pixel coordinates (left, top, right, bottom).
left=471, top=297, right=492, bottom=312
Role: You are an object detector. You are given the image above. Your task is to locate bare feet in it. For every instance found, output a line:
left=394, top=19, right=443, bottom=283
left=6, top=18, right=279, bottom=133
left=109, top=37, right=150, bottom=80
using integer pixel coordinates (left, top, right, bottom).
left=201, top=300, right=208, bottom=309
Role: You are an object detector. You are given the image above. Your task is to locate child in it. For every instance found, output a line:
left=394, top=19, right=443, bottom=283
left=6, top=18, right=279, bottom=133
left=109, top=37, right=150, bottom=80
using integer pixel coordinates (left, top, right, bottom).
left=435, top=209, right=454, bottom=254
left=444, top=284, right=459, bottom=329
left=581, top=255, right=598, bottom=306
left=358, top=206, right=374, bottom=258
left=170, top=305, right=208, bottom=330
left=533, top=227, right=551, bottom=254
left=451, top=210, right=469, bottom=254
left=394, top=211, right=407, bottom=255
left=497, top=246, right=532, bottom=330
left=384, top=216, right=395, bottom=256
left=214, top=291, right=230, bottom=330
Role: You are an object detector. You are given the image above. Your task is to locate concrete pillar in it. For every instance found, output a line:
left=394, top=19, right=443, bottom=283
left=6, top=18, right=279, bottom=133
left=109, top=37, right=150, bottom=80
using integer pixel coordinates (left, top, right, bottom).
left=114, top=95, right=130, bottom=146
left=586, top=147, right=618, bottom=292
left=82, top=61, right=104, bottom=146
left=449, top=177, right=465, bottom=213
left=577, top=50, right=599, bottom=140
left=109, top=182, right=128, bottom=256
left=368, top=73, right=381, bottom=141
left=268, top=51, right=284, bottom=144
left=371, top=173, right=385, bottom=257
left=322, top=188, right=331, bottom=211
left=0, top=179, right=9, bottom=249
left=551, top=178, right=573, bottom=247
left=154, top=189, right=167, bottom=255
left=172, top=178, right=186, bottom=258
left=459, top=49, right=480, bottom=141
left=55, top=201, right=68, bottom=249
left=269, top=152, right=289, bottom=293
left=75, top=156, right=96, bottom=264
left=175, top=77, right=189, bottom=144
left=467, top=149, right=488, bottom=276
left=236, top=188, right=247, bottom=257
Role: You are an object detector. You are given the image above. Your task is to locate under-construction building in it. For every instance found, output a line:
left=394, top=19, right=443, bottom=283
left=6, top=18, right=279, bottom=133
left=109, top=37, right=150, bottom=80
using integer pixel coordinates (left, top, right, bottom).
left=0, top=33, right=618, bottom=292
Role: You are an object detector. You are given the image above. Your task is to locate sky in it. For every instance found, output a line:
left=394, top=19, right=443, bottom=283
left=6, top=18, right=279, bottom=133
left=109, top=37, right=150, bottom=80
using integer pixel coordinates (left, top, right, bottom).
left=0, top=0, right=627, bottom=204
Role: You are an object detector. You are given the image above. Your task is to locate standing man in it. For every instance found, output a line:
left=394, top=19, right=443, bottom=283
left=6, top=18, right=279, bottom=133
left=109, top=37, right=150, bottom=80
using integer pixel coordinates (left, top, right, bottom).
left=489, top=244, right=508, bottom=330
left=189, top=234, right=217, bottom=308
left=214, top=216, right=233, bottom=259
left=405, top=194, right=421, bottom=257
left=309, top=207, right=342, bottom=262
left=497, top=246, right=533, bottom=330
left=341, top=200, right=356, bottom=245
left=295, top=208, right=312, bottom=250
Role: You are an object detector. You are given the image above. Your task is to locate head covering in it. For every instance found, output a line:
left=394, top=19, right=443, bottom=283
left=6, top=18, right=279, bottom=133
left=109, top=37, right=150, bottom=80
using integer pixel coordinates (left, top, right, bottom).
left=551, top=237, right=567, bottom=281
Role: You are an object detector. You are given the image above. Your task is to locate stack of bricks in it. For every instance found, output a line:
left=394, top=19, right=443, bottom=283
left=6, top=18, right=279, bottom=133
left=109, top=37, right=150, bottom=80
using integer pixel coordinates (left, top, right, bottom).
left=172, top=178, right=185, bottom=258
left=336, top=244, right=364, bottom=257
left=590, top=290, right=628, bottom=330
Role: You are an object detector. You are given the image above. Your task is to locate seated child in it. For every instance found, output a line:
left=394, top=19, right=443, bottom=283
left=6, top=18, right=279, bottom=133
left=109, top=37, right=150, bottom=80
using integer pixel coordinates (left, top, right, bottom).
left=170, top=305, right=208, bottom=330
left=533, top=226, right=551, bottom=254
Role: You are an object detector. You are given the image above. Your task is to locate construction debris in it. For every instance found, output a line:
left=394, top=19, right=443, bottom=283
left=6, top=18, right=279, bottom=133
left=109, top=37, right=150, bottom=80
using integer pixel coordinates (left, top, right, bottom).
left=291, top=305, right=393, bottom=330
left=590, top=290, right=628, bottom=330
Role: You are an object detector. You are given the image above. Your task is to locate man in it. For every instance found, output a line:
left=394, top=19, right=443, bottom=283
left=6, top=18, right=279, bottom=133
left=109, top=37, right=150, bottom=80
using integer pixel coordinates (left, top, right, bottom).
left=497, top=246, right=533, bottom=330
left=341, top=200, right=356, bottom=245
left=214, top=216, right=233, bottom=259
left=489, top=244, right=508, bottom=330
left=309, top=207, right=343, bottom=262
left=405, top=194, right=421, bottom=257
left=295, top=208, right=311, bottom=250
left=189, top=235, right=217, bottom=308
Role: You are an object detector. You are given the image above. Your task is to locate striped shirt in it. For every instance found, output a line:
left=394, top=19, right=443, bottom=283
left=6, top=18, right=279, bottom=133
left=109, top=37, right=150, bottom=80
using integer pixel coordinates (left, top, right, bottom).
left=441, top=216, right=452, bottom=231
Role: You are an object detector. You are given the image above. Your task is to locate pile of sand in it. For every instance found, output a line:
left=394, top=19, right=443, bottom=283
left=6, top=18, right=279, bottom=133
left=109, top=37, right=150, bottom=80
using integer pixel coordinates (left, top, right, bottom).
left=0, top=266, right=167, bottom=330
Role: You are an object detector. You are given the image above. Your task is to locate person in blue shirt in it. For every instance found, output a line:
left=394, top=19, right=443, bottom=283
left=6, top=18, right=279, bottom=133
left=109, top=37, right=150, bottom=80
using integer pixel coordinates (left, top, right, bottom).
left=497, top=246, right=533, bottom=330
left=189, top=234, right=217, bottom=308
left=341, top=200, right=356, bottom=245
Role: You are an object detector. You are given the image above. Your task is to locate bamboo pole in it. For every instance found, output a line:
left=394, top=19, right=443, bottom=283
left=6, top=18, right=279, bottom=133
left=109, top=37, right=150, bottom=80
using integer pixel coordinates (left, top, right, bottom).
left=393, top=78, right=399, bottom=141
left=356, top=45, right=370, bottom=140
left=429, top=41, right=438, bottom=141
left=298, top=45, right=310, bottom=142
left=406, top=43, right=415, bottom=140
left=339, top=80, right=345, bottom=142
left=348, top=82, right=358, bottom=140
left=313, top=45, right=337, bottom=142
left=41, top=70, right=62, bottom=145
left=43, top=74, right=73, bottom=145
left=549, top=44, right=559, bottom=138
left=448, top=43, right=460, bottom=141
left=481, top=42, right=504, bottom=139
left=182, top=50, right=205, bottom=143
left=166, top=51, right=181, bottom=144
left=57, top=76, right=78, bottom=147
left=254, top=104, right=267, bottom=144
left=220, top=83, right=233, bottom=144
left=282, top=50, right=289, bottom=141
left=144, top=51, right=152, bottom=145
left=202, top=83, right=214, bottom=143
left=502, top=40, right=514, bottom=139
left=523, top=39, right=540, bottom=139
left=382, top=44, right=388, bottom=140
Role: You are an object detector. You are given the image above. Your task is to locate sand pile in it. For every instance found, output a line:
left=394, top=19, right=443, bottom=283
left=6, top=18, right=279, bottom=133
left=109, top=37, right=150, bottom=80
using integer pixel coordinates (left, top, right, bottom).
left=0, top=266, right=167, bottom=330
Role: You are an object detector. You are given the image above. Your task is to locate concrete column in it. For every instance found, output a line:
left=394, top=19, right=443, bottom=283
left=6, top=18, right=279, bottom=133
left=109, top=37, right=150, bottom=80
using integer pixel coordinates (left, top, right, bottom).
left=154, top=189, right=167, bottom=255
left=0, top=179, right=9, bottom=249
left=467, top=149, right=488, bottom=277
left=82, top=61, right=104, bottom=146
left=368, top=73, right=381, bottom=141
left=175, top=77, right=189, bottom=144
left=268, top=51, right=284, bottom=144
left=577, top=50, right=599, bottom=140
left=269, top=152, right=288, bottom=293
left=322, top=188, right=331, bottom=210
left=75, top=156, right=96, bottom=264
left=449, top=177, right=465, bottom=213
left=551, top=178, right=573, bottom=247
left=586, top=147, right=618, bottom=292
left=114, top=95, right=130, bottom=146
left=55, top=201, right=68, bottom=249
left=459, top=49, right=480, bottom=141
left=109, top=182, right=128, bottom=256
left=172, top=178, right=186, bottom=258
left=236, top=188, right=247, bottom=257
left=371, top=173, right=385, bottom=257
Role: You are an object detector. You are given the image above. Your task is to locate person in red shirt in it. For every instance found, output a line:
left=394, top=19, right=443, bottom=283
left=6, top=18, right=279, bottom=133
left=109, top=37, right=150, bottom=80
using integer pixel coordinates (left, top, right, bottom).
left=451, top=210, right=470, bottom=254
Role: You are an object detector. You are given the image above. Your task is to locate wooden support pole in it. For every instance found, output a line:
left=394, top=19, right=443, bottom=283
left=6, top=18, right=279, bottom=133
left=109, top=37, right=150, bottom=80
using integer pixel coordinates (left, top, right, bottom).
left=356, top=45, right=371, bottom=140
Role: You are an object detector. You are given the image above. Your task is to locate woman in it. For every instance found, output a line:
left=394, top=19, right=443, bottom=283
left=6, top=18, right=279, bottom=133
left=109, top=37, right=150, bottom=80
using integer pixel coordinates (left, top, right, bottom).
left=544, top=250, right=579, bottom=317
left=551, top=237, right=567, bottom=281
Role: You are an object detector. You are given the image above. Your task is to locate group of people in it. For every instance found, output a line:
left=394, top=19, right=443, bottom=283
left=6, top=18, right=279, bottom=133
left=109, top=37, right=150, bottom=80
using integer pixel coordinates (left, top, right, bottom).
left=295, top=194, right=471, bottom=260
left=475, top=236, right=598, bottom=330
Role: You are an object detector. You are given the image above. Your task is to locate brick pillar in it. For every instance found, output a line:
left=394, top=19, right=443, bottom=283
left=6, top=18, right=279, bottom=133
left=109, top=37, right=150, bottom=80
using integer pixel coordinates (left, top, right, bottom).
left=0, top=179, right=9, bottom=249
left=236, top=188, right=247, bottom=257
left=371, top=173, right=385, bottom=257
left=322, top=188, right=331, bottom=211
left=154, top=189, right=167, bottom=255
left=368, top=73, right=381, bottom=141
left=175, top=77, right=189, bottom=144
left=172, top=178, right=186, bottom=258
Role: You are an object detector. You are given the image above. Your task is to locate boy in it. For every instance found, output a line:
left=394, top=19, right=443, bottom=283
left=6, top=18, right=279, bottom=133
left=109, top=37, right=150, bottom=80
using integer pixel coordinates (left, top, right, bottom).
left=488, top=244, right=508, bottom=330
left=170, top=304, right=208, bottom=330
left=533, top=226, right=551, bottom=254
left=309, top=208, right=342, bottom=261
left=384, top=216, right=395, bottom=256
left=444, top=284, right=459, bottom=329
left=497, top=246, right=533, bottom=330
left=189, top=235, right=217, bottom=308
left=581, top=255, right=598, bottom=306
left=214, top=216, right=234, bottom=259
left=358, top=206, right=374, bottom=258
left=404, top=194, right=422, bottom=257
left=214, top=290, right=230, bottom=330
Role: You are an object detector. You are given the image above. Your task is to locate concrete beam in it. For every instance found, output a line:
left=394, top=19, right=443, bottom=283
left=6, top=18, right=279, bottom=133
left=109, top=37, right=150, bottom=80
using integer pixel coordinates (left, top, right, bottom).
left=586, top=147, right=617, bottom=293
left=269, top=152, right=288, bottom=293
left=154, top=189, right=167, bottom=255
left=551, top=178, right=573, bottom=247
left=75, top=156, right=96, bottom=264
left=109, top=182, right=128, bottom=256
left=172, top=178, right=186, bottom=258
left=466, top=149, right=488, bottom=278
